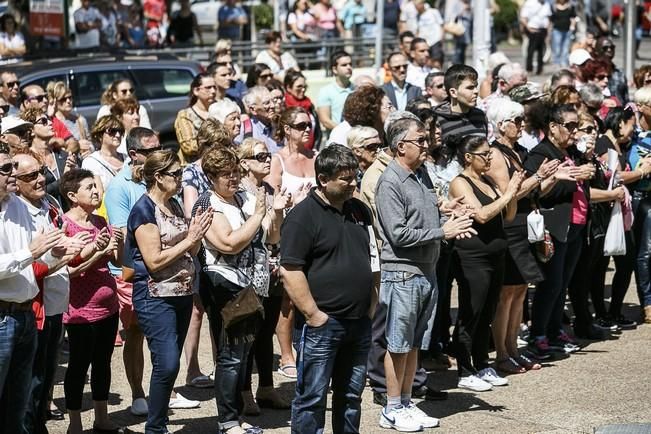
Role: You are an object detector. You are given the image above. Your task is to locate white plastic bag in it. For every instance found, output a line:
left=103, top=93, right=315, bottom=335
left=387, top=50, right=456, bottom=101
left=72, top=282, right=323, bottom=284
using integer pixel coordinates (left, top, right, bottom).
left=604, top=201, right=626, bottom=256
left=527, top=210, right=545, bottom=243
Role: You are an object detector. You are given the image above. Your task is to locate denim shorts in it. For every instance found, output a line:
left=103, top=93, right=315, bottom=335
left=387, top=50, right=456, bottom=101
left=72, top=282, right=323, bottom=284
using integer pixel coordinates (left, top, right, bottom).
left=380, top=269, right=438, bottom=353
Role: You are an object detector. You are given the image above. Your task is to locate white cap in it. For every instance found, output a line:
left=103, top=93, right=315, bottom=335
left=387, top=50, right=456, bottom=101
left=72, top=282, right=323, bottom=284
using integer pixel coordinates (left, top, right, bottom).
left=1, top=116, right=32, bottom=134
left=569, top=49, right=592, bottom=66
left=120, top=0, right=133, bottom=5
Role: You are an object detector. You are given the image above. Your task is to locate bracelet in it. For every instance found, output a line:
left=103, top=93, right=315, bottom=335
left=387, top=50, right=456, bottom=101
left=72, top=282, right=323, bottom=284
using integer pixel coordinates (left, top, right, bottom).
left=534, top=173, right=543, bottom=184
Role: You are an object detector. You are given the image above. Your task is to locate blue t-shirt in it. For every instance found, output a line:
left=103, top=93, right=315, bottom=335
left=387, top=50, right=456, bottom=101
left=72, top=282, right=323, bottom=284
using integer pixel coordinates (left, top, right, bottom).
left=317, top=82, right=354, bottom=127
left=105, top=165, right=146, bottom=276
left=629, top=128, right=651, bottom=192
left=218, top=5, right=247, bottom=39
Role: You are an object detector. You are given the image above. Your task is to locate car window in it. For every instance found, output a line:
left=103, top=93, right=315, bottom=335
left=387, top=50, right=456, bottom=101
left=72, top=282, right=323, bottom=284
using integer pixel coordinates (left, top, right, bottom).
left=130, top=68, right=194, bottom=100
left=71, top=70, right=130, bottom=107
left=22, top=74, right=68, bottom=95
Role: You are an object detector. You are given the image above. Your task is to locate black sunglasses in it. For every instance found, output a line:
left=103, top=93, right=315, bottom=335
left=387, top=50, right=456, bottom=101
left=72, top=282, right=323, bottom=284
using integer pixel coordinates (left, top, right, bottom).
left=4, top=80, right=19, bottom=88
left=58, top=95, right=72, bottom=103
left=468, top=150, right=492, bottom=159
left=247, top=152, right=272, bottom=162
left=34, top=116, right=51, bottom=126
left=15, top=165, right=46, bottom=182
left=578, top=126, right=596, bottom=134
left=105, top=127, right=125, bottom=137
left=28, top=94, right=47, bottom=103
left=162, top=168, right=183, bottom=179
left=391, top=64, right=408, bottom=71
left=561, top=121, right=579, bottom=131
left=136, top=146, right=162, bottom=156
left=402, top=137, right=428, bottom=147
left=290, top=121, right=311, bottom=131
left=120, top=88, right=135, bottom=95
left=362, top=142, right=382, bottom=151
left=0, top=161, right=18, bottom=175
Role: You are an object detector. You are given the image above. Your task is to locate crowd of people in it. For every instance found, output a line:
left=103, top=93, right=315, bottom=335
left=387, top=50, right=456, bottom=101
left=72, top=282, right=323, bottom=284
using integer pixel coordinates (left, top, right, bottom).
left=1, top=20, right=651, bottom=434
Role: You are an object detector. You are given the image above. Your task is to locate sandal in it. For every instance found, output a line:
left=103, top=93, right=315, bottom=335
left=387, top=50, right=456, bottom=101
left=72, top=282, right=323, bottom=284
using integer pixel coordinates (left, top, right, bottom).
left=516, top=354, right=542, bottom=371
left=186, top=375, right=214, bottom=388
left=495, top=358, right=526, bottom=374
left=277, top=364, right=297, bottom=379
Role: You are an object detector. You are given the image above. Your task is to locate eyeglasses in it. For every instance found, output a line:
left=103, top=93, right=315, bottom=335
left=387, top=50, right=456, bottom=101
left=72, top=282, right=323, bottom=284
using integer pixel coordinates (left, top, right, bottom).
left=119, top=88, right=135, bottom=95
left=401, top=137, right=428, bottom=148
left=391, top=64, right=408, bottom=71
left=246, top=152, right=272, bottom=162
left=216, top=170, right=240, bottom=179
left=58, top=95, right=72, bottom=103
left=289, top=121, right=311, bottom=131
left=34, top=116, right=51, bottom=126
left=468, top=150, right=493, bottom=160
left=0, top=161, right=17, bottom=175
left=105, top=127, right=124, bottom=137
left=360, top=141, right=382, bottom=152
left=27, top=94, right=47, bottom=103
left=602, top=45, right=615, bottom=51
left=0, top=104, right=9, bottom=113
left=15, top=165, right=46, bottom=182
left=259, top=73, right=273, bottom=79
left=3, top=80, right=19, bottom=88
left=560, top=121, right=579, bottom=131
left=162, top=168, right=183, bottom=179
left=507, top=117, right=524, bottom=125
left=596, top=74, right=609, bottom=80
left=578, top=126, right=596, bottom=134
left=135, top=146, right=161, bottom=156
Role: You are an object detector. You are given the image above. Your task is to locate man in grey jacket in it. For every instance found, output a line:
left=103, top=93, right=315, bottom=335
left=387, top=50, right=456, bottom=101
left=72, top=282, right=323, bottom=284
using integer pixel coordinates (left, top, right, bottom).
left=375, top=117, right=475, bottom=431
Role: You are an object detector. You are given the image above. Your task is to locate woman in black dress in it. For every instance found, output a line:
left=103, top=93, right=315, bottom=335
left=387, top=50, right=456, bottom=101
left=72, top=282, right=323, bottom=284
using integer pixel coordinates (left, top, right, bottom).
left=448, top=135, right=524, bottom=392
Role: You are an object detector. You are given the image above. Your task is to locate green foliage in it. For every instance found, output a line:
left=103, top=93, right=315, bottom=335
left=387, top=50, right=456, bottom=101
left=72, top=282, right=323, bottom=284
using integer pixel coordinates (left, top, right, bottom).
left=494, top=0, right=519, bottom=32
left=253, top=4, right=273, bottom=30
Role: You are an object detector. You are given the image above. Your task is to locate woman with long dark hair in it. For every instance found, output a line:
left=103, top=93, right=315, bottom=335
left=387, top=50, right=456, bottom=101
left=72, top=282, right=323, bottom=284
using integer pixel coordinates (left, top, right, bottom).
left=175, top=72, right=217, bottom=164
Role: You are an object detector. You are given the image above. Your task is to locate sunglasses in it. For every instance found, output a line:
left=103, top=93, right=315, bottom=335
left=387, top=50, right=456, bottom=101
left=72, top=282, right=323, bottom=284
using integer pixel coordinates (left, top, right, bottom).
left=602, top=45, right=615, bottom=50
left=402, top=137, right=428, bottom=147
left=34, top=116, right=51, bottom=126
left=596, top=74, right=609, bottom=80
left=468, top=150, right=493, bottom=159
left=361, top=141, right=382, bottom=152
left=28, top=94, right=47, bottom=103
left=3, top=80, right=19, bottom=88
left=508, top=117, right=524, bottom=124
left=136, top=146, right=161, bottom=156
left=105, top=127, right=124, bottom=137
left=290, top=121, right=311, bottom=131
left=120, top=88, right=135, bottom=95
left=561, top=121, right=579, bottom=131
left=15, top=165, right=46, bottom=182
left=247, top=152, right=272, bottom=162
left=0, top=161, right=18, bottom=175
left=578, top=126, right=596, bottom=134
left=259, top=73, right=274, bottom=79
left=162, top=168, right=183, bottom=179
left=58, top=95, right=73, bottom=103
left=216, top=170, right=240, bottom=179
left=391, top=64, right=408, bottom=71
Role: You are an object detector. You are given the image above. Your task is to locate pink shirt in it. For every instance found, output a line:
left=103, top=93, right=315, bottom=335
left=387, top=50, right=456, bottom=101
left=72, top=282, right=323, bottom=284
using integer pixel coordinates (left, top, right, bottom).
left=63, top=214, right=119, bottom=324
left=568, top=158, right=588, bottom=225
left=311, top=3, right=337, bottom=30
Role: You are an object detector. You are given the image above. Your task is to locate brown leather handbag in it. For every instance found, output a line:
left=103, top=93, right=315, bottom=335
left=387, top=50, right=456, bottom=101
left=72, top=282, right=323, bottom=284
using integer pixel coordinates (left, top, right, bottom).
left=220, top=284, right=264, bottom=329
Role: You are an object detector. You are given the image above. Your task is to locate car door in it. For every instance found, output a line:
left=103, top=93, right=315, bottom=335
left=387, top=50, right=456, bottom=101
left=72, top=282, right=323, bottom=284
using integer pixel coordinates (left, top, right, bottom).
left=68, top=68, right=130, bottom=126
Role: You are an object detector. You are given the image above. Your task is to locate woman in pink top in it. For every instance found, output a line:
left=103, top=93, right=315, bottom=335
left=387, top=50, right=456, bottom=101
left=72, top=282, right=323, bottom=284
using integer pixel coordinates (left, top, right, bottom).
left=60, top=168, right=123, bottom=434
left=311, top=0, right=343, bottom=38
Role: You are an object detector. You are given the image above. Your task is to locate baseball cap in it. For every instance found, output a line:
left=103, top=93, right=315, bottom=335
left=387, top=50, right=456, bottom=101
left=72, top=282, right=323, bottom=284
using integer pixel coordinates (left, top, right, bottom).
left=508, top=83, right=545, bottom=104
left=1, top=116, right=32, bottom=134
left=569, top=49, right=592, bottom=66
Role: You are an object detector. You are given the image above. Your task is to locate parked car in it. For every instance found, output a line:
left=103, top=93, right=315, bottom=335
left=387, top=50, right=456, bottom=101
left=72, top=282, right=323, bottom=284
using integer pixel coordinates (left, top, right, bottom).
left=4, top=55, right=202, bottom=151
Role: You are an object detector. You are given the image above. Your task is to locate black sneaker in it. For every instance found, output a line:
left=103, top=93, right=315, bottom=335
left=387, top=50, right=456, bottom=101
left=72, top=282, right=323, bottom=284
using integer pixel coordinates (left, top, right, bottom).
left=594, top=317, right=619, bottom=331
left=611, top=315, right=637, bottom=330
left=526, top=338, right=551, bottom=360
left=574, top=325, right=607, bottom=340
left=413, top=385, right=448, bottom=401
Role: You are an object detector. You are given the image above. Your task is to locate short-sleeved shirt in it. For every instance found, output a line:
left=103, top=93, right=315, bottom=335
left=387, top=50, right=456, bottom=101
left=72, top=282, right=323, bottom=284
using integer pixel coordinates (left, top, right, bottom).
left=182, top=162, right=211, bottom=197
left=317, top=82, right=354, bottom=126
left=280, top=189, right=374, bottom=319
left=82, top=151, right=125, bottom=190
left=0, top=31, right=24, bottom=56
left=74, top=6, right=102, bottom=48
left=218, top=4, right=247, bottom=39
left=629, top=129, right=651, bottom=192
left=127, top=194, right=195, bottom=298
left=255, top=50, right=298, bottom=76
left=417, top=7, right=444, bottom=46
left=63, top=214, right=118, bottom=324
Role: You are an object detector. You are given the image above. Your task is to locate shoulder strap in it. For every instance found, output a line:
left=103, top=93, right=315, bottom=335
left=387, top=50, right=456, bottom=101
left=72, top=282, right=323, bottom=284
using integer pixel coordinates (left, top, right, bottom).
left=275, top=153, right=286, bottom=172
left=243, top=117, right=253, bottom=138
left=87, top=154, right=118, bottom=177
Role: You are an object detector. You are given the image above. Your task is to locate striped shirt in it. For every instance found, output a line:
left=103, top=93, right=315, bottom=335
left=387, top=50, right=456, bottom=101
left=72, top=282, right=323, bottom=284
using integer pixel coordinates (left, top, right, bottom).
left=434, top=101, right=488, bottom=143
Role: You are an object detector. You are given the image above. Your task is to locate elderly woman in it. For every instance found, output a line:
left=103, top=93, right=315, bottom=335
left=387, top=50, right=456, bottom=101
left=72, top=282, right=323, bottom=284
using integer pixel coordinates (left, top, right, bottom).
left=582, top=58, right=619, bottom=108
left=47, top=81, right=93, bottom=157
left=110, top=97, right=141, bottom=155
left=59, top=168, right=122, bottom=434
left=448, top=135, right=524, bottom=391
left=209, top=99, right=242, bottom=141
left=127, top=150, right=212, bottom=434
left=175, top=72, right=217, bottom=164
left=237, top=138, right=291, bottom=414
left=181, top=118, right=230, bottom=388
left=346, top=125, right=381, bottom=182
left=82, top=115, right=125, bottom=197
left=485, top=99, right=560, bottom=373
left=97, top=78, right=151, bottom=128
left=195, top=146, right=280, bottom=434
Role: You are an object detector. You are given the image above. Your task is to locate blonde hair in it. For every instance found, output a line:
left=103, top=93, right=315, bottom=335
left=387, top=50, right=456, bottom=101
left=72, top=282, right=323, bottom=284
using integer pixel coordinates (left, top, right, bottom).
left=346, top=126, right=379, bottom=148
left=197, top=118, right=231, bottom=154
left=46, top=81, right=71, bottom=104
left=635, top=87, right=651, bottom=106
left=214, top=39, right=232, bottom=53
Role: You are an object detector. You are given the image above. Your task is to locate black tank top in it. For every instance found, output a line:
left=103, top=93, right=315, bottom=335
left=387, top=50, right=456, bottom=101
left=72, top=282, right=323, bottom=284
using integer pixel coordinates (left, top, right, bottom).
left=454, top=174, right=508, bottom=255
left=491, top=141, right=534, bottom=223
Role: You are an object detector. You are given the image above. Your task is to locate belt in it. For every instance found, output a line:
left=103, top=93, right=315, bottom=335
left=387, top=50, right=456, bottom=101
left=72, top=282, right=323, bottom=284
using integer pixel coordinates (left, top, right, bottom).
left=0, top=299, right=33, bottom=312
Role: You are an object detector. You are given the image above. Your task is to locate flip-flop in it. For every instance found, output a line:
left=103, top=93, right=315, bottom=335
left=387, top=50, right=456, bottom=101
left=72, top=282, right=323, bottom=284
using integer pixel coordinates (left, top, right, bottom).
left=186, top=375, right=214, bottom=388
left=277, top=364, right=297, bottom=378
left=516, top=354, right=542, bottom=371
left=495, top=358, right=526, bottom=374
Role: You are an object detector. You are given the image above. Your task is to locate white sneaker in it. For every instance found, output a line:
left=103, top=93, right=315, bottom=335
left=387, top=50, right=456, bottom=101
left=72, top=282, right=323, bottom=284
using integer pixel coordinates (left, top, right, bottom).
left=478, top=367, right=509, bottom=386
left=458, top=374, right=493, bottom=392
left=405, top=402, right=439, bottom=428
left=169, top=392, right=200, bottom=409
left=130, top=397, right=148, bottom=416
left=379, top=405, right=423, bottom=432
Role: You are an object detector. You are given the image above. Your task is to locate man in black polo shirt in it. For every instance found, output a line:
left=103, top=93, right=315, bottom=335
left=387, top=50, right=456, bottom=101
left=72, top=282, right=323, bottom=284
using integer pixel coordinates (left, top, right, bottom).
left=280, top=144, right=378, bottom=434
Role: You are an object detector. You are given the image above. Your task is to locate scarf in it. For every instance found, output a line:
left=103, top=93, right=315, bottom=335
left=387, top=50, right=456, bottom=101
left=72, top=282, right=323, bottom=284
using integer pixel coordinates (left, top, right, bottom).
left=284, top=92, right=314, bottom=112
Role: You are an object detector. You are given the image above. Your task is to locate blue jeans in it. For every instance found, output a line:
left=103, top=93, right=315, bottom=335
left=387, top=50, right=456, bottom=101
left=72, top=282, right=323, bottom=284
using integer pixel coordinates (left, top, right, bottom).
left=633, top=193, right=651, bottom=307
left=292, top=316, right=371, bottom=434
left=551, top=29, right=572, bottom=66
left=133, top=290, right=193, bottom=434
left=0, top=309, right=38, bottom=434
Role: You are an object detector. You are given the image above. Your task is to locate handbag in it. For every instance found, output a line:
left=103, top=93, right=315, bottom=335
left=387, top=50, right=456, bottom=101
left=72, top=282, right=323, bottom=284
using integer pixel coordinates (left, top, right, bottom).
left=527, top=209, right=545, bottom=242
left=530, top=190, right=554, bottom=262
left=535, top=229, right=555, bottom=263
left=603, top=201, right=626, bottom=256
left=220, top=284, right=264, bottom=329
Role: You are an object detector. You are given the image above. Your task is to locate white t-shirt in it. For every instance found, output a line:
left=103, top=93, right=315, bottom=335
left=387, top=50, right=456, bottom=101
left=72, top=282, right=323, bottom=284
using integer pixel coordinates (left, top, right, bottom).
left=82, top=151, right=125, bottom=189
left=417, top=8, right=444, bottom=46
left=399, top=1, right=419, bottom=33
left=74, top=6, right=102, bottom=48
left=520, top=0, right=552, bottom=30
left=0, top=32, right=25, bottom=55
left=255, top=50, right=298, bottom=76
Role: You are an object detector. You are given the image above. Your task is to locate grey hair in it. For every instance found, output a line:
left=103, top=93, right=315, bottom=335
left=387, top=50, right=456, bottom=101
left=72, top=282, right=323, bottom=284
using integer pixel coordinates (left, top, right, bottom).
left=387, top=117, right=424, bottom=153
left=635, top=87, right=651, bottom=106
left=209, top=99, right=241, bottom=123
left=579, top=83, right=605, bottom=108
left=383, top=110, right=419, bottom=135
left=242, top=86, right=270, bottom=109
left=486, top=98, right=524, bottom=132
left=497, top=63, right=526, bottom=83
left=347, top=126, right=379, bottom=148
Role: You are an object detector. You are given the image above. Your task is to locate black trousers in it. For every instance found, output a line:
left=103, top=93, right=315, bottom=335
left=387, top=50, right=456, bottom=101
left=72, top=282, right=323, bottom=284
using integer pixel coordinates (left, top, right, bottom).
left=452, top=251, right=504, bottom=377
left=568, top=236, right=604, bottom=334
left=526, top=29, right=547, bottom=74
left=244, top=294, right=282, bottom=390
left=428, top=242, right=456, bottom=355
left=64, top=314, right=118, bottom=410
